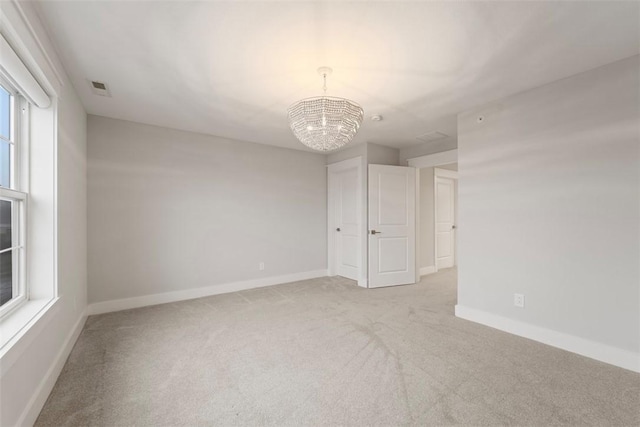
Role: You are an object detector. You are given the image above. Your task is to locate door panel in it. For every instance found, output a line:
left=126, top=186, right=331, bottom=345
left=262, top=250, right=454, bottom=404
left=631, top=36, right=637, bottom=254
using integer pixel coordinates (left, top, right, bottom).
left=368, top=164, right=416, bottom=288
left=340, top=235, right=359, bottom=268
left=378, top=173, right=408, bottom=225
left=335, top=168, right=360, bottom=280
left=436, top=177, right=455, bottom=269
left=437, top=232, right=452, bottom=257
left=340, top=171, right=358, bottom=223
left=378, top=237, right=409, bottom=273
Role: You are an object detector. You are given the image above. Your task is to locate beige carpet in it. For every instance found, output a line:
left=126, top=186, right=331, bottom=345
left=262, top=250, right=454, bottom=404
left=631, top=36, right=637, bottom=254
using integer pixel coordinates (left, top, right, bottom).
left=36, top=269, right=639, bottom=426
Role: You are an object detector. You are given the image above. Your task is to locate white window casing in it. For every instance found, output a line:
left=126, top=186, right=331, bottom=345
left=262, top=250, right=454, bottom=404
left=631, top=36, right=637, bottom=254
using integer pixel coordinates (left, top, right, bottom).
left=0, top=33, right=50, bottom=108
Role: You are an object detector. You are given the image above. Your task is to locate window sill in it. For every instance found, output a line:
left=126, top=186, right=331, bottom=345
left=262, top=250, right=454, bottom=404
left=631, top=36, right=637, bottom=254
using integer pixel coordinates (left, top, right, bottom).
left=0, top=296, right=60, bottom=375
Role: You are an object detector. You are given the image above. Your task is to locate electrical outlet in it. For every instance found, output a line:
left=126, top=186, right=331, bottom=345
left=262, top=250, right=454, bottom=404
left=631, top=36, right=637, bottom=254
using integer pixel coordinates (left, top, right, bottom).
left=514, top=293, right=525, bottom=308
left=259, top=262, right=265, bottom=271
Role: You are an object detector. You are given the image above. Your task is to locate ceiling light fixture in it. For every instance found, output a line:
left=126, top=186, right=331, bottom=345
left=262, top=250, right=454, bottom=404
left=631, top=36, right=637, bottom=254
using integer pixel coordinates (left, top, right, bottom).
left=287, top=67, right=364, bottom=152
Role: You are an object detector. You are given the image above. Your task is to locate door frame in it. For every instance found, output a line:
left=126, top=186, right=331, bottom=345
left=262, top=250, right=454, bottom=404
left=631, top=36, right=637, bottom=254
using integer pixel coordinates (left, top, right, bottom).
left=327, top=156, right=366, bottom=287
left=407, top=149, right=458, bottom=280
left=434, top=169, right=458, bottom=271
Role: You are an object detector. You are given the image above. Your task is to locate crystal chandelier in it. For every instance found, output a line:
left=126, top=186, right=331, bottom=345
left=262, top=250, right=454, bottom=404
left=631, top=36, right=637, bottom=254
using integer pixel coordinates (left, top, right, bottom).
left=288, top=67, right=364, bottom=152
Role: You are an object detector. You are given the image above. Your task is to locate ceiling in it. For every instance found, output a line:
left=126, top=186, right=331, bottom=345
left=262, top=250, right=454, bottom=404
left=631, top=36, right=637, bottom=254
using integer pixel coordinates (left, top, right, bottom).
left=36, top=1, right=639, bottom=152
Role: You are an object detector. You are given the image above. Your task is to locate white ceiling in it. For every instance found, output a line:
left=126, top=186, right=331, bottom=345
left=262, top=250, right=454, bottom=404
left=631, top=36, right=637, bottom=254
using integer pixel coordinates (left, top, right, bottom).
left=36, top=1, right=639, bottom=152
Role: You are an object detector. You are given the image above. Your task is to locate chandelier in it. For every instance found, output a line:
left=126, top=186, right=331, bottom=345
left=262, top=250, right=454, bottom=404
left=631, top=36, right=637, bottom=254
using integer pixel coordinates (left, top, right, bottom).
left=288, top=67, right=364, bottom=152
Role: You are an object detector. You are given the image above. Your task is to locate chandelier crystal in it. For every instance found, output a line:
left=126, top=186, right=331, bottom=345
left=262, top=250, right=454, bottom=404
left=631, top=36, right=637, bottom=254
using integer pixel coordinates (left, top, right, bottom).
left=288, top=67, right=364, bottom=152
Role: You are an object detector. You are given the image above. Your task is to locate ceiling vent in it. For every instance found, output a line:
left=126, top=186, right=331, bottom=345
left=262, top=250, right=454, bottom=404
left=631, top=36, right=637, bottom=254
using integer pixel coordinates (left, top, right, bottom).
left=89, top=80, right=111, bottom=97
left=416, top=131, right=448, bottom=143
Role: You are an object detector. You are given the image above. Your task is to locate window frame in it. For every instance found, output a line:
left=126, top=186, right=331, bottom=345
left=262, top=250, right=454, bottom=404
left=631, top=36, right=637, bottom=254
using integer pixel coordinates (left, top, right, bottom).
left=0, top=76, right=29, bottom=319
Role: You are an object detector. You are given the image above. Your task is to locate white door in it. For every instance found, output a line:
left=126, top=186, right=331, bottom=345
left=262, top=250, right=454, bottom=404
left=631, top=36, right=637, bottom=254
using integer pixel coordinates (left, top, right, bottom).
left=368, top=164, right=416, bottom=288
left=334, top=168, right=360, bottom=280
left=436, top=176, right=455, bottom=269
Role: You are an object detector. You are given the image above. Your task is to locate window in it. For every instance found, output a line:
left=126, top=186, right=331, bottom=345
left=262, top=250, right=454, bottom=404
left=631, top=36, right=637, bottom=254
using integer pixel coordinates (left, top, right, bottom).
left=0, top=79, right=28, bottom=317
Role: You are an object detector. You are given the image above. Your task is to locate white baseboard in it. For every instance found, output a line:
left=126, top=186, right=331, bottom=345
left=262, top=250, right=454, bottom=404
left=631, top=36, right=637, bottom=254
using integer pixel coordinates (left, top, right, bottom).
left=88, top=269, right=328, bottom=315
left=18, top=310, right=87, bottom=426
left=420, top=265, right=437, bottom=276
left=455, top=305, right=640, bottom=373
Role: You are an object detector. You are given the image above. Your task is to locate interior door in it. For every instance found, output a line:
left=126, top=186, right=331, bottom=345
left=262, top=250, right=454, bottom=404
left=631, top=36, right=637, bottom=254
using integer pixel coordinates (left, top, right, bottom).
left=436, top=176, right=455, bottom=269
left=334, top=168, right=360, bottom=280
left=368, top=164, right=416, bottom=288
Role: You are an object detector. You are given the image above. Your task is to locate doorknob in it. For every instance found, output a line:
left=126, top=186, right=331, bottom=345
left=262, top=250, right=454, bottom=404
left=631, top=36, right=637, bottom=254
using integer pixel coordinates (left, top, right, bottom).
left=370, top=230, right=381, bottom=235
left=452, top=225, right=456, bottom=229
left=336, top=228, right=341, bottom=232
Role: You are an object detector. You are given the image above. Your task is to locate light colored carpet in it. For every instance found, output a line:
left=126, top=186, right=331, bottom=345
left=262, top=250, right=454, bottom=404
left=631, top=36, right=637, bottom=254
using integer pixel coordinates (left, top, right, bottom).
left=36, top=269, right=640, bottom=426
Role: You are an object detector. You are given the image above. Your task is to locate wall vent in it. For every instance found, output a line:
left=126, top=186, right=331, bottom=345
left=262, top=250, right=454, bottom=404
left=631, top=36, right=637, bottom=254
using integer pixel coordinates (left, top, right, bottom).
left=89, top=80, right=111, bottom=97
left=416, top=131, right=448, bottom=143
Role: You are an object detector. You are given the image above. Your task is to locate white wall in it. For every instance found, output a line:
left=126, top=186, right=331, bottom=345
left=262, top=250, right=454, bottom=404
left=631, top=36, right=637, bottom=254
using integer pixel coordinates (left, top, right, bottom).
left=57, top=75, right=88, bottom=325
left=88, top=116, right=327, bottom=305
left=367, top=143, right=400, bottom=166
left=439, top=163, right=458, bottom=171
left=0, top=2, right=88, bottom=425
left=326, top=142, right=399, bottom=167
left=326, top=143, right=367, bottom=165
left=399, top=137, right=457, bottom=165
left=456, top=56, right=640, bottom=371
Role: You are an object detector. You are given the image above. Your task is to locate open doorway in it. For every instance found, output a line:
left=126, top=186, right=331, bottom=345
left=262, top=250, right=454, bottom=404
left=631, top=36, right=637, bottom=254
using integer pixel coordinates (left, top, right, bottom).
left=328, top=151, right=456, bottom=290
left=407, top=150, right=458, bottom=299
left=418, top=163, right=458, bottom=276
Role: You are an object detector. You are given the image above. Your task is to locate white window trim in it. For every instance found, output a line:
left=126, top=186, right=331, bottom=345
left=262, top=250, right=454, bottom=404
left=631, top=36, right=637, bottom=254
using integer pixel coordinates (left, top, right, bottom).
left=0, top=3, right=62, bottom=384
left=0, top=93, right=57, bottom=357
left=0, top=296, right=60, bottom=374
left=0, top=78, right=29, bottom=319
left=0, top=188, right=27, bottom=318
